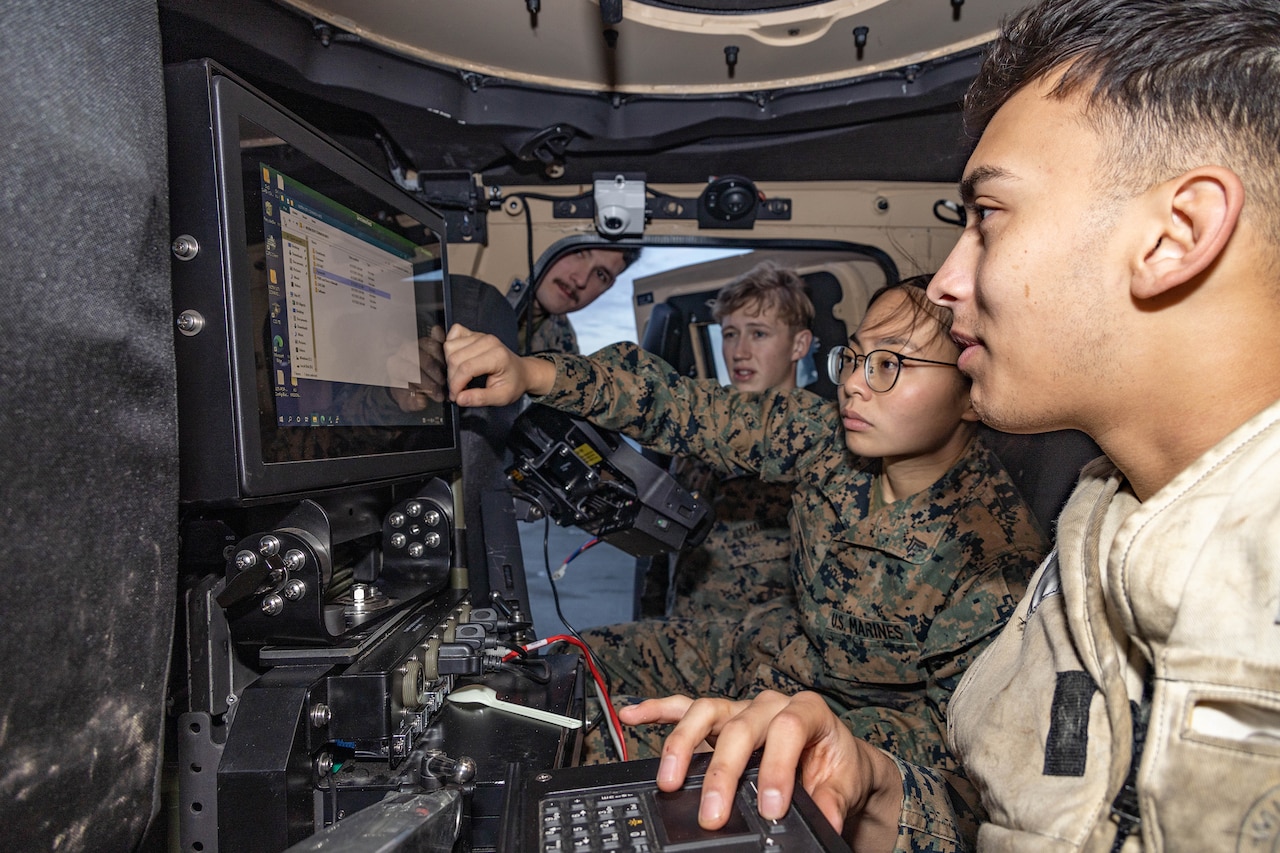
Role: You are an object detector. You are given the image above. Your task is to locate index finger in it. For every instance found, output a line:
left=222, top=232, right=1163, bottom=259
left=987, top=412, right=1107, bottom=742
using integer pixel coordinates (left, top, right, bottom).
left=643, top=697, right=743, bottom=792
left=690, top=692, right=792, bottom=828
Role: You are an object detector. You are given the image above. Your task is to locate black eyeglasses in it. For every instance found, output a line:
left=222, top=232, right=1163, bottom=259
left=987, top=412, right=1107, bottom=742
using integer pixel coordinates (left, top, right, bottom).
left=826, top=345, right=958, bottom=393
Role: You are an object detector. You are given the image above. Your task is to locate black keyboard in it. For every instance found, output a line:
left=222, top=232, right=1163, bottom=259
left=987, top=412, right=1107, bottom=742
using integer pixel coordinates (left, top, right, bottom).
left=498, top=753, right=852, bottom=852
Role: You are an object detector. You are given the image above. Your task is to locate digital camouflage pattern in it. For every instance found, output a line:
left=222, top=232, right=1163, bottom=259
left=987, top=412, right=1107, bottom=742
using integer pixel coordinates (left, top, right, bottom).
left=664, top=455, right=794, bottom=618
left=518, top=310, right=579, bottom=355
left=539, top=343, right=1048, bottom=791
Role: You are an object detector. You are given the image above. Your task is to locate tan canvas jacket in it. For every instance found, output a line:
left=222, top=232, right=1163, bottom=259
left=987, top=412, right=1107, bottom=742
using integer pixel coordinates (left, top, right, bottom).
left=946, top=398, right=1280, bottom=851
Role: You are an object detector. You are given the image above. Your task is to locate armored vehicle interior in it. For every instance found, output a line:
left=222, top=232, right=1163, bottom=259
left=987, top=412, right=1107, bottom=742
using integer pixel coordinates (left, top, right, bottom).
left=1, top=1, right=1100, bottom=851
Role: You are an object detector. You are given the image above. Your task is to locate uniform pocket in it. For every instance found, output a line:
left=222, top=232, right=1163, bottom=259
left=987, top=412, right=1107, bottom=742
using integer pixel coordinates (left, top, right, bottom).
left=1143, top=649, right=1280, bottom=851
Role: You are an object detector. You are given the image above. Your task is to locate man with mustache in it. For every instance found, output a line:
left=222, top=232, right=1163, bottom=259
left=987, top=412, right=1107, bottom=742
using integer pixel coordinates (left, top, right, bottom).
left=516, top=246, right=640, bottom=355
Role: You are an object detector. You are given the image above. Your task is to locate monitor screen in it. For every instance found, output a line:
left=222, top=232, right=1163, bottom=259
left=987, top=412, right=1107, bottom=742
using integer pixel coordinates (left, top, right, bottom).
left=249, top=146, right=449, bottom=458
left=168, top=63, right=459, bottom=502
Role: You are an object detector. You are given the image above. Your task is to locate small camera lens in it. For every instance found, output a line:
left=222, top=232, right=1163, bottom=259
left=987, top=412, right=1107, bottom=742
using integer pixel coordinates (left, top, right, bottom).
left=604, top=217, right=623, bottom=231
left=722, top=188, right=752, bottom=215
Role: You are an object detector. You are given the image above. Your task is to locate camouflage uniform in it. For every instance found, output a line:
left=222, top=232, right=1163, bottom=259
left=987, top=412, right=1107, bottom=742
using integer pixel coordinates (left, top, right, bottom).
left=537, top=343, right=1047, bottom=783
left=518, top=310, right=579, bottom=355
left=664, top=455, right=794, bottom=618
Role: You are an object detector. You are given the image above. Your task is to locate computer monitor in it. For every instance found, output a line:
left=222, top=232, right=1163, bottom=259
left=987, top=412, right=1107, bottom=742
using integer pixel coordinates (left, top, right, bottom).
left=167, top=61, right=459, bottom=503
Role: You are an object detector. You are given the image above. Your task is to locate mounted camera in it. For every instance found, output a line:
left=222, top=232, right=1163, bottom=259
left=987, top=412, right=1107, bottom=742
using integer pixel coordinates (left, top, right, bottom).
left=697, top=175, right=760, bottom=229
left=506, top=404, right=711, bottom=556
left=593, top=172, right=646, bottom=237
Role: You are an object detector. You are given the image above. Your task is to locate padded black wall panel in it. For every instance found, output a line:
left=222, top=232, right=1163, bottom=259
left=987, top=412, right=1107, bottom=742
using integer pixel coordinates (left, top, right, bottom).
left=0, top=2, right=177, bottom=850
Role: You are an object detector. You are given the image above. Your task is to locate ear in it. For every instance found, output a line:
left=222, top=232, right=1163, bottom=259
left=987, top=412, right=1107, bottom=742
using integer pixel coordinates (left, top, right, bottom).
left=1133, top=166, right=1244, bottom=300
left=790, top=328, right=814, bottom=363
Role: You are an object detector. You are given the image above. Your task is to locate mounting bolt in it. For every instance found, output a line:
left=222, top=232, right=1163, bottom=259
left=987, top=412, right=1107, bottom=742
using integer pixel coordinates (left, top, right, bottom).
left=261, top=594, right=285, bottom=616
left=176, top=310, right=204, bottom=337
left=310, top=703, right=331, bottom=727
left=171, top=235, right=199, bottom=261
left=724, top=45, right=739, bottom=69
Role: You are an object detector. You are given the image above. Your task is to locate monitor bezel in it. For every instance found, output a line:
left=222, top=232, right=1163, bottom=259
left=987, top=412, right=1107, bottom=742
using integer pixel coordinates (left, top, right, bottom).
left=170, top=62, right=460, bottom=503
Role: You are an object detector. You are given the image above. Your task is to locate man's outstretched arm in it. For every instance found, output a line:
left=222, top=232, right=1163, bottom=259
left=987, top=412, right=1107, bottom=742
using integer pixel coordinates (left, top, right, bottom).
left=444, top=323, right=557, bottom=406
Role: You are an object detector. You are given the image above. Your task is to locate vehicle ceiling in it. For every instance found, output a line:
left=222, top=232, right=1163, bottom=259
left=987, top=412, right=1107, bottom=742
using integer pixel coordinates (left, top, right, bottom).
left=159, top=0, right=1031, bottom=189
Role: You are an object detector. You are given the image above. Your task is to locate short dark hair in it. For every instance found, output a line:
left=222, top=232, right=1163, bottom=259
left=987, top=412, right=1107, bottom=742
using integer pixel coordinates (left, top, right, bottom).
left=617, top=247, right=642, bottom=269
left=966, top=0, right=1280, bottom=243
left=712, top=261, right=815, bottom=333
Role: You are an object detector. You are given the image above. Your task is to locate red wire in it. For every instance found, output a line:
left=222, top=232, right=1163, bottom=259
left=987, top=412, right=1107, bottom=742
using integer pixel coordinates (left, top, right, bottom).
left=502, top=633, right=628, bottom=761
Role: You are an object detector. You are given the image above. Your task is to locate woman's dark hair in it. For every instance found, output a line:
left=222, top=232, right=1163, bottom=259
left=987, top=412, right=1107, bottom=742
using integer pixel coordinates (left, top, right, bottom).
left=864, top=273, right=959, bottom=356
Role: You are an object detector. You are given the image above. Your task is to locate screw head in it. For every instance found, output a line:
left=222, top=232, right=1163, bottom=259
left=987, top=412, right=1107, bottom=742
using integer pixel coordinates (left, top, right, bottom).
left=175, top=310, right=205, bottom=336
left=171, top=234, right=200, bottom=260
left=310, top=703, right=331, bottom=727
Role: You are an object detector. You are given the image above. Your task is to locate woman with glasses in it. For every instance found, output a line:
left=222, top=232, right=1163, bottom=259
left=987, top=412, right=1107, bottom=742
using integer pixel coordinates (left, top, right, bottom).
left=444, top=274, right=1048, bottom=773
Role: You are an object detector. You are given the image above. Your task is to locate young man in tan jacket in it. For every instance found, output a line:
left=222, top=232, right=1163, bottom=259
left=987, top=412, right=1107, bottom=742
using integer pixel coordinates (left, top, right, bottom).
left=606, top=1, right=1280, bottom=851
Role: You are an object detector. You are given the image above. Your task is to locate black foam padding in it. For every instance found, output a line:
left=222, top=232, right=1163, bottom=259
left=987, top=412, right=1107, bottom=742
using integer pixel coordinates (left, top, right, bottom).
left=0, top=2, right=178, bottom=849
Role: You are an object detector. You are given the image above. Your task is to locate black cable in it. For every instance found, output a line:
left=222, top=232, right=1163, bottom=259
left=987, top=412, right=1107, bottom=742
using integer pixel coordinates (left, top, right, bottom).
left=498, top=657, right=552, bottom=685
left=494, top=641, right=528, bottom=659
left=522, top=494, right=615, bottom=697
left=497, top=191, right=592, bottom=355
left=520, top=197, right=536, bottom=354
left=541, top=510, right=584, bottom=644
left=583, top=705, right=605, bottom=735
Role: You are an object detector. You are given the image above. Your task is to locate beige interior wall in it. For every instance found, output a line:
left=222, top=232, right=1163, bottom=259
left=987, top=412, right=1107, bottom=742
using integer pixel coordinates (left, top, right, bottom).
left=446, top=179, right=965, bottom=301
